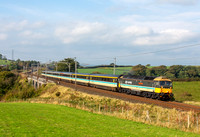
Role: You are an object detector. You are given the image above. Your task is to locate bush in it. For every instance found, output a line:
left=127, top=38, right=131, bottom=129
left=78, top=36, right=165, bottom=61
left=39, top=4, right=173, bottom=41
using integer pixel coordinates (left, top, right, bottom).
left=0, top=71, right=18, bottom=99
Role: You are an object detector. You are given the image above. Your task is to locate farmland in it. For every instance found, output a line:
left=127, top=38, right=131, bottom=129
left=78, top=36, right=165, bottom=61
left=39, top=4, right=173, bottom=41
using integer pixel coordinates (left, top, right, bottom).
left=78, top=67, right=132, bottom=75
left=0, top=103, right=198, bottom=136
left=173, top=81, right=200, bottom=102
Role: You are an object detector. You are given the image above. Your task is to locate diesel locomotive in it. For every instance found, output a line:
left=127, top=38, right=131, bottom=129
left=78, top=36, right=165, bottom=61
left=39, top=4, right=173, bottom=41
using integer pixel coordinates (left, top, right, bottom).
left=42, top=71, right=173, bottom=100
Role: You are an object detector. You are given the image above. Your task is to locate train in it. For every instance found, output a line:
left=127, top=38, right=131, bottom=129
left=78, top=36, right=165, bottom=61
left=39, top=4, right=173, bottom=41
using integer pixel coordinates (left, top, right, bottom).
left=42, top=71, right=174, bottom=100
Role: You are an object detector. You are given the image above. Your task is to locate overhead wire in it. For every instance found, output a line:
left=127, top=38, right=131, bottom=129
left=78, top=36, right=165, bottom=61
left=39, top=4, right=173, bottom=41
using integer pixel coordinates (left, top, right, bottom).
left=77, top=43, right=200, bottom=60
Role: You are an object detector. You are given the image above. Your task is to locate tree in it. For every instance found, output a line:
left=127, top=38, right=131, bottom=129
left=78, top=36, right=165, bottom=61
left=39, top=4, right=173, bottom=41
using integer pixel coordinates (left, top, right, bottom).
left=57, top=58, right=80, bottom=72
left=146, top=68, right=155, bottom=76
left=2, top=56, right=7, bottom=60
left=131, top=64, right=147, bottom=76
left=168, top=65, right=184, bottom=78
left=185, top=66, right=198, bottom=78
left=146, top=64, right=151, bottom=67
left=154, top=65, right=168, bottom=76
left=0, top=71, right=17, bottom=98
left=0, top=54, right=2, bottom=60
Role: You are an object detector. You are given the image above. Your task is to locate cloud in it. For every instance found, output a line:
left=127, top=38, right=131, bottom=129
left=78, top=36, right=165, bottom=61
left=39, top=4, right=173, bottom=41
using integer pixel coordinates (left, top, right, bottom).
left=157, top=0, right=199, bottom=6
left=0, top=20, right=47, bottom=32
left=55, top=22, right=107, bottom=44
left=31, top=21, right=46, bottom=29
left=0, top=20, right=28, bottom=32
left=19, top=30, right=47, bottom=39
left=123, top=26, right=153, bottom=36
left=112, top=0, right=148, bottom=4
left=0, top=33, right=7, bottom=40
left=132, top=29, right=196, bottom=46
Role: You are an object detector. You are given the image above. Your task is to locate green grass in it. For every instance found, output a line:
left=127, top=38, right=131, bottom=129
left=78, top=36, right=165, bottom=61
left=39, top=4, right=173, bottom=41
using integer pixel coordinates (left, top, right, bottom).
left=173, top=81, right=200, bottom=102
left=0, top=59, right=10, bottom=65
left=78, top=67, right=132, bottom=75
left=0, top=103, right=199, bottom=136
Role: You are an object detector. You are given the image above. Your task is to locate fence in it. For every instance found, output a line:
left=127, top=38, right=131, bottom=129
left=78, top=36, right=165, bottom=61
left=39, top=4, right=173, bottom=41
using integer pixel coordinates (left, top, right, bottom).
left=7, top=97, right=200, bottom=134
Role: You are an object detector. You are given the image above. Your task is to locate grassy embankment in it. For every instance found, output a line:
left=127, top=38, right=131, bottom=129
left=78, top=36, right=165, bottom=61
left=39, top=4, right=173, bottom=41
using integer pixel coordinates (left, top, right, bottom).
left=0, top=103, right=199, bottom=137
left=4, top=83, right=198, bottom=134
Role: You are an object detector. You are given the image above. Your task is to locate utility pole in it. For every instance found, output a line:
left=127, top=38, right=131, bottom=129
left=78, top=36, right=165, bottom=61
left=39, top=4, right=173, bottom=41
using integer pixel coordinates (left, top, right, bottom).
left=37, top=63, right=39, bottom=76
left=12, top=49, right=14, bottom=61
left=113, top=57, right=116, bottom=75
left=56, top=63, right=58, bottom=72
left=75, top=57, right=77, bottom=91
left=68, top=63, right=71, bottom=72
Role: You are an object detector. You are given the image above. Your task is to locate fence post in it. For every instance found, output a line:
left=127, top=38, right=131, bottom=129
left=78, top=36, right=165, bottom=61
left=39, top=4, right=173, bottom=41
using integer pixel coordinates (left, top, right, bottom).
left=188, top=114, right=190, bottom=128
left=146, top=110, right=151, bottom=123
left=99, top=104, right=101, bottom=112
left=122, top=107, right=124, bottom=114
left=157, top=112, right=159, bottom=124
left=168, top=113, right=170, bottom=125
left=197, top=115, right=199, bottom=132
left=179, top=113, right=181, bottom=128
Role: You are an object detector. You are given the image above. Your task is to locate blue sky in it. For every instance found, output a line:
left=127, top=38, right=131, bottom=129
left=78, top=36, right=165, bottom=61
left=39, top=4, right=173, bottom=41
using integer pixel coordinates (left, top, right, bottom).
left=0, top=0, right=200, bottom=66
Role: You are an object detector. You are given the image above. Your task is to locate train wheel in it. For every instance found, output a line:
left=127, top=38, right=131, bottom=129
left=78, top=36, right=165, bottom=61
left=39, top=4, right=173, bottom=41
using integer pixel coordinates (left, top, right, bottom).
left=127, top=89, right=131, bottom=94
left=141, top=92, right=147, bottom=97
left=147, top=93, right=151, bottom=98
left=131, top=90, right=136, bottom=95
left=122, top=89, right=126, bottom=93
left=151, top=93, right=156, bottom=99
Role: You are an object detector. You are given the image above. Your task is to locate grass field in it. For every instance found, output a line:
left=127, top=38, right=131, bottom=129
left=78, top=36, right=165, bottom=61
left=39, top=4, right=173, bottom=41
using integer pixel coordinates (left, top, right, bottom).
left=0, top=103, right=198, bottom=136
left=173, top=81, right=200, bottom=102
left=78, top=67, right=132, bottom=75
left=0, top=59, right=10, bottom=65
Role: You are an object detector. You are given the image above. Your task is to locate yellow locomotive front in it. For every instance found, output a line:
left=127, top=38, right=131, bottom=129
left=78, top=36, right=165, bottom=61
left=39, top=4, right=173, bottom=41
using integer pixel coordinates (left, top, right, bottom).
left=153, top=77, right=173, bottom=100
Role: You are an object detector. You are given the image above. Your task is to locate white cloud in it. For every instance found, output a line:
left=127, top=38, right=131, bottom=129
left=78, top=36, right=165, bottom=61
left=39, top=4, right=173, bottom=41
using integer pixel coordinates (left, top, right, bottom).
left=123, top=26, right=153, bottom=36
left=157, top=0, right=199, bottom=5
left=19, top=30, right=47, bottom=39
left=0, top=33, right=7, bottom=40
left=32, top=21, right=46, bottom=28
left=132, top=29, right=196, bottom=46
left=55, top=22, right=107, bottom=44
left=112, top=0, right=148, bottom=4
left=0, top=20, right=28, bottom=32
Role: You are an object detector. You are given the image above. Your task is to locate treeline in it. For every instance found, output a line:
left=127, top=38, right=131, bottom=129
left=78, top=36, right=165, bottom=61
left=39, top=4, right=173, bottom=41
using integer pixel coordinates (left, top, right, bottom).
left=131, top=64, right=200, bottom=81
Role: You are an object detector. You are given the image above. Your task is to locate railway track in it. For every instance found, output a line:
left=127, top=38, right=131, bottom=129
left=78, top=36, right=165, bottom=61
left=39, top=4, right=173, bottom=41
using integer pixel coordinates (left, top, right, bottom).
left=40, top=76, right=200, bottom=112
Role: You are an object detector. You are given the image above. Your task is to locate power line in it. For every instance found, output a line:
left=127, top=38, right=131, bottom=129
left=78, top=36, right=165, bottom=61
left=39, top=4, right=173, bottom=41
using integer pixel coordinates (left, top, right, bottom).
left=77, top=43, right=200, bottom=60
left=167, top=56, right=200, bottom=60
left=115, top=43, right=200, bottom=58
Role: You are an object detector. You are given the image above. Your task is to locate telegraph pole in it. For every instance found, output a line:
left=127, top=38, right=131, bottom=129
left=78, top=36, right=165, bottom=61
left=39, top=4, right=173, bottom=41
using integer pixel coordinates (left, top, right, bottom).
left=74, top=57, right=77, bottom=91
left=12, top=49, right=14, bottom=61
left=56, top=62, right=58, bottom=72
left=37, top=62, right=39, bottom=76
left=113, top=57, right=116, bottom=75
left=68, top=63, right=71, bottom=72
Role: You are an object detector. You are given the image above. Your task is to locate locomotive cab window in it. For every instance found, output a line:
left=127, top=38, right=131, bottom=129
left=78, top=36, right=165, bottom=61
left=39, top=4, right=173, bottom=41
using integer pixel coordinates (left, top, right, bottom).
left=154, top=81, right=172, bottom=88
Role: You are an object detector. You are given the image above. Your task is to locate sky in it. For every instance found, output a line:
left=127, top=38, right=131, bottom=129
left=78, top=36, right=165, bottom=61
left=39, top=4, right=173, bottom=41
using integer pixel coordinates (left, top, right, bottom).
left=0, top=0, right=200, bottom=66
